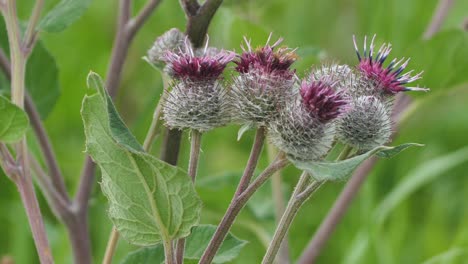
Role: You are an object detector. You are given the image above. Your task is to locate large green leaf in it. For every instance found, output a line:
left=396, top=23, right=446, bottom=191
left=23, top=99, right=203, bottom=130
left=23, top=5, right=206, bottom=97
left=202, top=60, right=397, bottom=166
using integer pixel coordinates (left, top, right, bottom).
left=0, top=20, right=60, bottom=119
left=0, top=96, right=29, bottom=143
left=38, top=0, right=92, bottom=33
left=293, top=143, right=422, bottom=181
left=120, top=225, right=248, bottom=264
left=82, top=72, right=202, bottom=246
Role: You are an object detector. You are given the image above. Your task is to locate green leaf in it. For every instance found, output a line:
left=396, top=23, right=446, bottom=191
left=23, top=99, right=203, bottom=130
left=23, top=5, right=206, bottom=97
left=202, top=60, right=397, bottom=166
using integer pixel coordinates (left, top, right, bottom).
left=0, top=19, right=60, bottom=119
left=81, top=72, right=202, bottom=246
left=120, top=246, right=165, bottom=264
left=293, top=143, right=422, bottom=181
left=120, top=225, right=248, bottom=264
left=38, top=0, right=92, bottom=33
left=374, top=145, right=468, bottom=225
left=25, top=42, right=61, bottom=119
left=0, top=96, right=29, bottom=143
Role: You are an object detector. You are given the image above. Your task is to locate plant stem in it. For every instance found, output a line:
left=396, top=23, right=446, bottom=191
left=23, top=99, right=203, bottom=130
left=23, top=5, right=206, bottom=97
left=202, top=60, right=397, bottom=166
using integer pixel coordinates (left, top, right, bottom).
left=199, top=153, right=289, bottom=264
left=143, top=73, right=170, bottom=151
left=24, top=0, right=44, bottom=49
left=267, top=143, right=290, bottom=264
left=236, top=127, right=266, bottom=195
left=2, top=1, right=53, bottom=263
left=176, top=129, right=202, bottom=264
left=262, top=173, right=321, bottom=264
left=102, top=227, right=120, bottom=264
left=164, top=239, right=175, bottom=264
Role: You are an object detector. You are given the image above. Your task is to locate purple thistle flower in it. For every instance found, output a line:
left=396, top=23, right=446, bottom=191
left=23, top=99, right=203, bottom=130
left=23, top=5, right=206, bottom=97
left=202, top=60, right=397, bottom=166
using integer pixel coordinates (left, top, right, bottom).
left=353, top=35, right=428, bottom=94
left=164, top=41, right=235, bottom=82
left=230, top=34, right=298, bottom=125
left=300, top=79, right=348, bottom=123
left=235, top=36, right=297, bottom=80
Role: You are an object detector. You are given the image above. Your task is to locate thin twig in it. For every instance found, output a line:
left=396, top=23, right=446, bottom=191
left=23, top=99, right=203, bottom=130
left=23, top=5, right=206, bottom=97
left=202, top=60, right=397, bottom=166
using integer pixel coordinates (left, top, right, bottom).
left=1, top=1, right=53, bottom=262
left=29, top=153, right=71, bottom=219
left=0, top=48, right=10, bottom=75
left=0, top=48, right=69, bottom=202
left=423, top=0, right=454, bottom=39
left=199, top=154, right=290, bottom=264
left=262, top=173, right=321, bottom=264
left=175, top=129, right=202, bottom=264
left=267, top=143, right=290, bottom=264
left=26, top=95, right=70, bottom=201
left=236, top=127, right=266, bottom=195
left=102, top=227, right=120, bottom=264
left=23, top=0, right=44, bottom=50
left=127, top=0, right=163, bottom=38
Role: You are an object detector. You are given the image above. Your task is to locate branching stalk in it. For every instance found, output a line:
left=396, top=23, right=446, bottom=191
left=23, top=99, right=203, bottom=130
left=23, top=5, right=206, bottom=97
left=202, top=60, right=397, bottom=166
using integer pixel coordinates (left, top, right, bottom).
left=267, top=143, right=290, bottom=264
left=199, top=151, right=290, bottom=264
left=262, top=173, right=321, bottom=264
left=1, top=1, right=53, bottom=263
left=176, top=129, right=202, bottom=264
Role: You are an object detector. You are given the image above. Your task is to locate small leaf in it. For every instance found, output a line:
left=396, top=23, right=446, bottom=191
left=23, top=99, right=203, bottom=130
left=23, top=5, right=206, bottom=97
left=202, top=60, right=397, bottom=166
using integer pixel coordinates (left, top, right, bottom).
left=120, top=225, right=248, bottom=264
left=0, top=96, right=29, bottom=143
left=237, top=123, right=253, bottom=141
left=82, top=72, right=202, bottom=246
left=375, top=143, right=424, bottom=158
left=293, top=143, right=422, bottom=181
left=38, top=0, right=92, bottom=33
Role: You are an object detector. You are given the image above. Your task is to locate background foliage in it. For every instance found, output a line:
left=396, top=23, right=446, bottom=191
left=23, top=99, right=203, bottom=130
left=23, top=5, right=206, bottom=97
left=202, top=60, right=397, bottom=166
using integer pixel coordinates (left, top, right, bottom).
left=1, top=0, right=468, bottom=263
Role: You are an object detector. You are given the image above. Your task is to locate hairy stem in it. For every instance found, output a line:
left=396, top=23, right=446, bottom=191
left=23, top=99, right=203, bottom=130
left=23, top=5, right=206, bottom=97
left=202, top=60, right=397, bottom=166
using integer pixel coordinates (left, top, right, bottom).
left=164, top=239, right=175, bottom=264
left=143, top=73, right=170, bottom=151
left=176, top=130, right=202, bottom=264
left=23, top=0, right=44, bottom=49
left=199, top=153, right=289, bottom=264
left=102, top=227, right=120, bottom=264
left=236, top=127, right=266, bottom=195
left=0, top=48, right=69, bottom=202
left=262, top=173, right=321, bottom=264
left=1, top=1, right=53, bottom=263
left=267, top=143, right=290, bottom=264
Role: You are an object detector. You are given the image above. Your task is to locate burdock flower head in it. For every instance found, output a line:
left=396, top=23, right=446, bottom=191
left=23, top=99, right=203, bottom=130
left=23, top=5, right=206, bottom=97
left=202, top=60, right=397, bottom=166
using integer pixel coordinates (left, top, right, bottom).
left=147, top=28, right=186, bottom=69
left=351, top=35, right=428, bottom=97
left=337, top=95, right=392, bottom=151
left=269, top=77, right=348, bottom=161
left=162, top=40, right=235, bottom=132
left=231, top=34, right=298, bottom=126
left=307, top=64, right=357, bottom=92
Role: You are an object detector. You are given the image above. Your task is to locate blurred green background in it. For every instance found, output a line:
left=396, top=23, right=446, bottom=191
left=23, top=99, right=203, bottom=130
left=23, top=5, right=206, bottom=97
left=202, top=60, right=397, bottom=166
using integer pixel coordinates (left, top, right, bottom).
left=1, top=0, right=468, bottom=263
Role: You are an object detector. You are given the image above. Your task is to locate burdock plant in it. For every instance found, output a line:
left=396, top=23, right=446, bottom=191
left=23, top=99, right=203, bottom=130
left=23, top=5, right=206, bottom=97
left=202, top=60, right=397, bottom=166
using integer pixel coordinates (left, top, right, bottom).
left=0, top=0, right=431, bottom=262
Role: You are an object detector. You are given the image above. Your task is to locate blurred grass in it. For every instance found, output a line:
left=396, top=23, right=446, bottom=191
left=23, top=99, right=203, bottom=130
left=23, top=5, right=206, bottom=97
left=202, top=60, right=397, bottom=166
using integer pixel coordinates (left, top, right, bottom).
left=1, top=0, right=468, bottom=263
